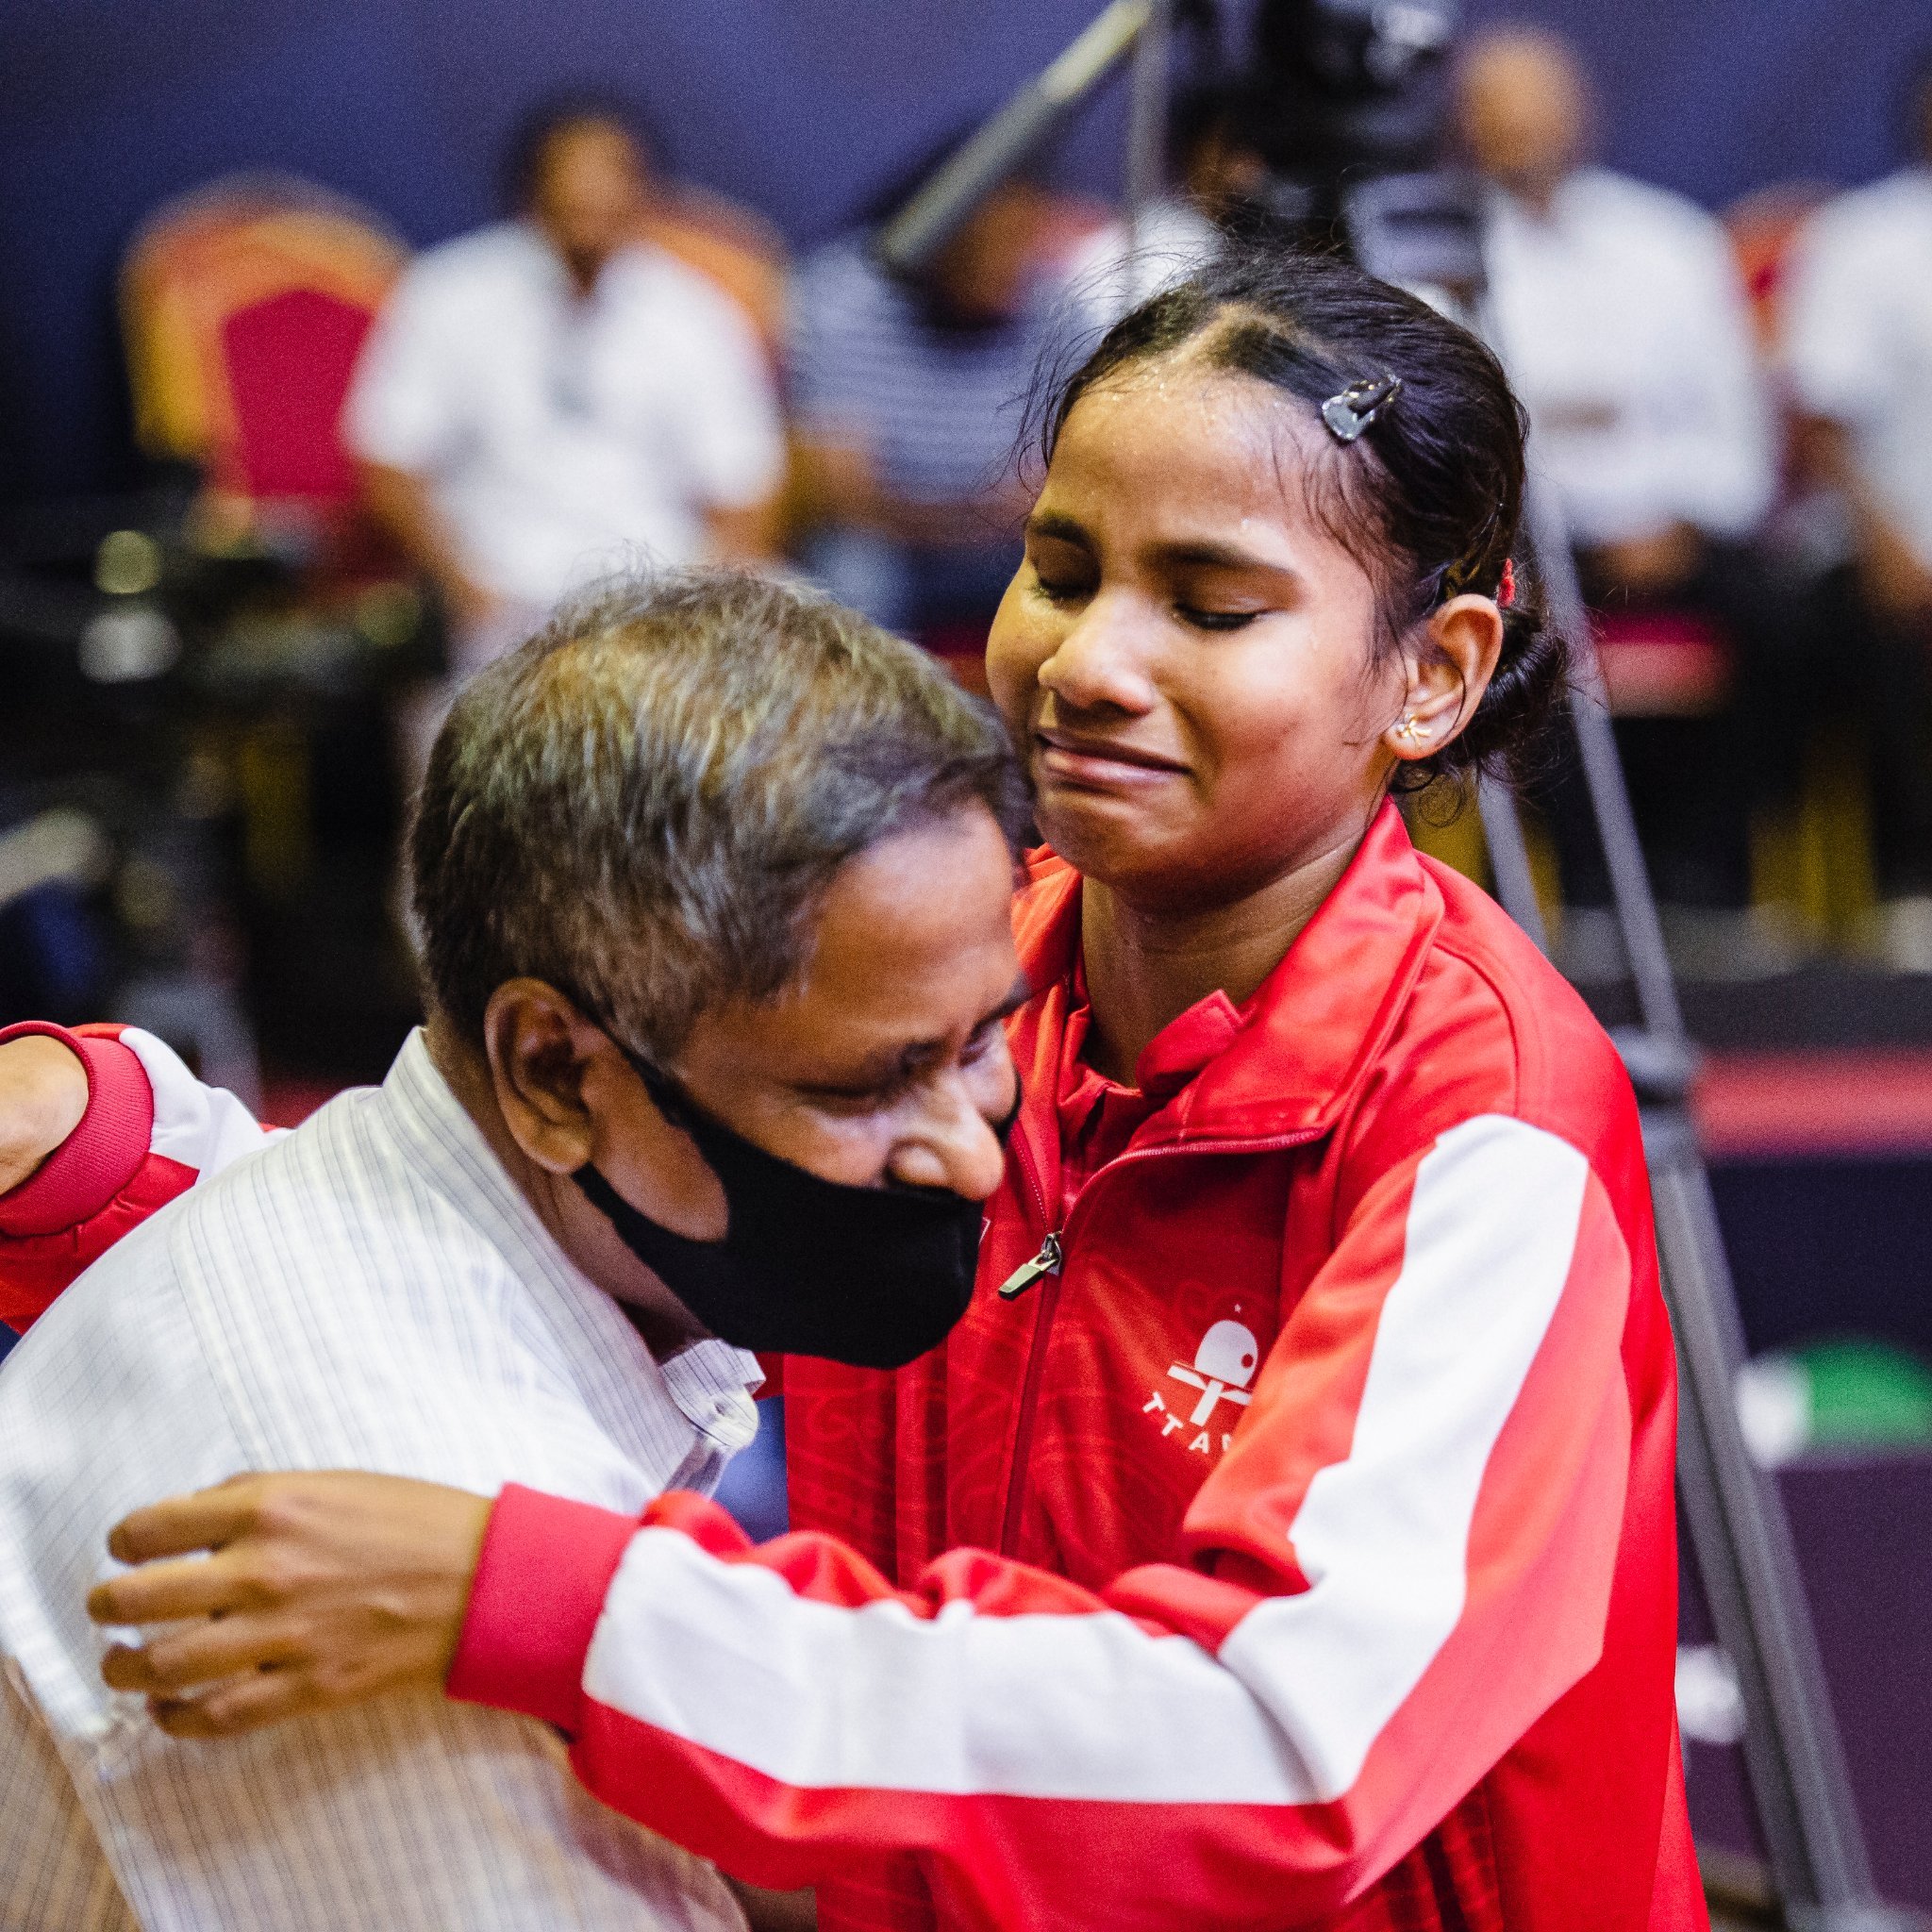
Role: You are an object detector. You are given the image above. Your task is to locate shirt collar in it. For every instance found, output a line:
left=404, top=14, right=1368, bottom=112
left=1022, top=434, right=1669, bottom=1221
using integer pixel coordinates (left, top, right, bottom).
left=1014, top=799, right=1441, bottom=1147
left=380, top=1031, right=764, bottom=1399
left=1057, top=952, right=1245, bottom=1108
left=510, top=219, right=654, bottom=304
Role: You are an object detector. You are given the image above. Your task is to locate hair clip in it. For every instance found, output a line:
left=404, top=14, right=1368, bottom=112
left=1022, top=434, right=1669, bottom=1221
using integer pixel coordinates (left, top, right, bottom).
left=1497, top=558, right=1516, bottom=608
left=1321, top=374, right=1403, bottom=444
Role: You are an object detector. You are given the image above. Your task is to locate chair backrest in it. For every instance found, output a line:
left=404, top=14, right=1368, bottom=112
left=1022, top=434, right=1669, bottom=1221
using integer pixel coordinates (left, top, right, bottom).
left=123, top=175, right=407, bottom=509
left=1723, top=182, right=1830, bottom=354
left=634, top=187, right=789, bottom=359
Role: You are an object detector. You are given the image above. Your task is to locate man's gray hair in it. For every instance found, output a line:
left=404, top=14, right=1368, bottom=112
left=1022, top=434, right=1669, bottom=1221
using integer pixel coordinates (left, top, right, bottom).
left=408, top=569, right=1031, bottom=1059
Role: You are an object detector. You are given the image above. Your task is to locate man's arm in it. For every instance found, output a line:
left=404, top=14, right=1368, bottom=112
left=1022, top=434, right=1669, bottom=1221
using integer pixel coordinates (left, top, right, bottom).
left=666, top=276, right=787, bottom=567
left=704, top=498, right=785, bottom=567
left=1664, top=225, right=1777, bottom=542
left=341, top=259, right=507, bottom=624
left=791, top=435, right=1030, bottom=550
left=1781, top=203, right=1932, bottom=622
left=1795, top=416, right=1932, bottom=623
left=356, top=459, right=503, bottom=632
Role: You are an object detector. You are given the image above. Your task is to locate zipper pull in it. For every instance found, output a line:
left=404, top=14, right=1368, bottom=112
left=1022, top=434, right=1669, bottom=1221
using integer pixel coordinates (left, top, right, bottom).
left=998, top=1231, right=1063, bottom=1300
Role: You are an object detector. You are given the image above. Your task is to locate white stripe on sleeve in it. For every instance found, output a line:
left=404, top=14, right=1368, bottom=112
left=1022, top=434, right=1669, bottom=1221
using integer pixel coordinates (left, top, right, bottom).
left=118, top=1027, right=281, bottom=1176
left=583, top=1116, right=1598, bottom=1806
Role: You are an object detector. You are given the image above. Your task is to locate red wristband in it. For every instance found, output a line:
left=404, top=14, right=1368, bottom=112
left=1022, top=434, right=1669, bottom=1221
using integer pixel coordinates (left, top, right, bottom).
left=446, top=1484, right=642, bottom=1735
left=0, top=1023, right=152, bottom=1237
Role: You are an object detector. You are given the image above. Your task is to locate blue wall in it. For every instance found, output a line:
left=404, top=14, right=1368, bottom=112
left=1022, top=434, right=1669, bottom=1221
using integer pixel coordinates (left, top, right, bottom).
left=2, top=0, right=1925, bottom=499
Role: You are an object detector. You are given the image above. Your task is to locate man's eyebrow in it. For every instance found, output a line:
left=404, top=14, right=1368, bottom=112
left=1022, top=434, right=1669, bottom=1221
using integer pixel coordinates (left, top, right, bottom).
left=799, top=977, right=1033, bottom=1092
left=984, top=974, right=1034, bottom=1028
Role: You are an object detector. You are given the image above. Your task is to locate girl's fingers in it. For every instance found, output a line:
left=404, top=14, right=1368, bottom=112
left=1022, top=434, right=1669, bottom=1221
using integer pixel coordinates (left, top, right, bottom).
left=90, top=1471, right=492, bottom=1723
left=102, top=1614, right=307, bottom=1695
left=150, top=1669, right=325, bottom=1740
left=106, top=1474, right=268, bottom=1565
left=89, top=1551, right=249, bottom=1628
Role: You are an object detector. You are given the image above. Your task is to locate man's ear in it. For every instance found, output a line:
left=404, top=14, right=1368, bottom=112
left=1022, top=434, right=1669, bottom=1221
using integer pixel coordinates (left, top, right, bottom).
left=1382, top=593, right=1506, bottom=768
left=480, top=979, right=612, bottom=1175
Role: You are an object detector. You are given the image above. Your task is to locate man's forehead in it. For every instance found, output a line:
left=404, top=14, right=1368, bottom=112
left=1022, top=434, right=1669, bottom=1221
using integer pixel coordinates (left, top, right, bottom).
left=696, top=808, right=1023, bottom=1068
left=691, top=961, right=1026, bottom=1091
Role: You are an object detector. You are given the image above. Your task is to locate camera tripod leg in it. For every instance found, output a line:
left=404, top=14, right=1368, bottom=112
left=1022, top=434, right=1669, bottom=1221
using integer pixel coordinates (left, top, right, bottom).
left=1485, top=485, right=1920, bottom=1929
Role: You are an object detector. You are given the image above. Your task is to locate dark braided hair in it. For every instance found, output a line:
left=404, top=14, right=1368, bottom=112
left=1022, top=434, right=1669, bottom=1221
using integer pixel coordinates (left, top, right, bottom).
left=1037, top=243, right=1567, bottom=791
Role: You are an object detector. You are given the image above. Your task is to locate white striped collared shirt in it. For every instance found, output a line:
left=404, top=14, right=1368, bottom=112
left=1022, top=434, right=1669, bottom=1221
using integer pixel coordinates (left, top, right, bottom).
left=0, top=1028, right=760, bottom=1931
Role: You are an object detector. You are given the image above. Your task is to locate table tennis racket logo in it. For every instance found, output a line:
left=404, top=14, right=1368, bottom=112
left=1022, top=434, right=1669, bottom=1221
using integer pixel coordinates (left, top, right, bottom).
left=1142, top=1317, right=1259, bottom=1457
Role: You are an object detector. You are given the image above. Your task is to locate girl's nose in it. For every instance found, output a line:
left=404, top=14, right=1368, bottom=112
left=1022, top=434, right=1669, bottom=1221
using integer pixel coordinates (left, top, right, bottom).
left=1037, top=596, right=1158, bottom=717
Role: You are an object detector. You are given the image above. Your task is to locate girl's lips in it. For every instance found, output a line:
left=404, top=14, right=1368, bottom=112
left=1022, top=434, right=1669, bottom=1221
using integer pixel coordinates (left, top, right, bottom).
left=1034, top=734, right=1189, bottom=791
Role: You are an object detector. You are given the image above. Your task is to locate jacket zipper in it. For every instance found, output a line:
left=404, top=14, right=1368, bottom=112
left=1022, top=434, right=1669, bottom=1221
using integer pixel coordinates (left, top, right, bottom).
left=994, top=1125, right=1325, bottom=1557
left=997, top=1231, right=1062, bottom=1300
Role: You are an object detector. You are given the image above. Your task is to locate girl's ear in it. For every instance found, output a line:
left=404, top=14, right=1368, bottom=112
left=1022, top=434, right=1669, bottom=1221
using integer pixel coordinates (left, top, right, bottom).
left=1382, top=594, right=1506, bottom=766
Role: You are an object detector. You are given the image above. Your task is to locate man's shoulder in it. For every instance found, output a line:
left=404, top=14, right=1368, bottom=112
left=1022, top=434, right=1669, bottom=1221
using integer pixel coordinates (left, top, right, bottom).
left=2, top=1188, right=193, bottom=1366
left=0, top=1080, right=655, bottom=1486
left=792, top=234, right=900, bottom=331
left=38, top=1086, right=512, bottom=1387
left=391, top=222, right=545, bottom=304
left=166, top=1081, right=397, bottom=1221
left=8, top=1092, right=417, bottom=1341
left=1800, top=169, right=1932, bottom=264
left=1570, top=167, right=1727, bottom=259
left=171, top=1090, right=525, bottom=1316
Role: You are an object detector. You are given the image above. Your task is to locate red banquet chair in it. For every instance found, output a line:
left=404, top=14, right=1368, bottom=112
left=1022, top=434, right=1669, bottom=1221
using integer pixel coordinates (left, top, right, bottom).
left=121, top=174, right=408, bottom=576
left=1591, top=607, right=1736, bottom=719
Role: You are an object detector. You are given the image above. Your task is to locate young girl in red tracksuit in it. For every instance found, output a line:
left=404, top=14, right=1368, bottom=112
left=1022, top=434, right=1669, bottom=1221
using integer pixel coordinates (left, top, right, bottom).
left=4, top=249, right=1701, bottom=1931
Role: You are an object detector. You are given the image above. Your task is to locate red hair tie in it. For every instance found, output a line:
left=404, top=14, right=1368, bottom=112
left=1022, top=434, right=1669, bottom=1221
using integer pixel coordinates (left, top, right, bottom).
left=1497, top=558, right=1516, bottom=608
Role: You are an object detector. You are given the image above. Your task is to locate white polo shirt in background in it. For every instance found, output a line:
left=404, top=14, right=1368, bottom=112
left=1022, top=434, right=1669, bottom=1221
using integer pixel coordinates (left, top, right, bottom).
left=1482, top=168, right=1777, bottom=548
left=0, top=1028, right=760, bottom=1932
left=1056, top=195, right=1222, bottom=333
left=1782, top=166, right=1932, bottom=575
left=344, top=222, right=785, bottom=613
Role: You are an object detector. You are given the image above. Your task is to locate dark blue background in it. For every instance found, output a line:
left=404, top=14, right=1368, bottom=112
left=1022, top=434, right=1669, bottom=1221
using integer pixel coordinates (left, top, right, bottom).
left=2, top=0, right=1927, bottom=501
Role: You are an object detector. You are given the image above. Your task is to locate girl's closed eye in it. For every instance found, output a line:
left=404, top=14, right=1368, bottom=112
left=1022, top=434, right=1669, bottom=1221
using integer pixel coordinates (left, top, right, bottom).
left=1174, top=604, right=1264, bottom=632
left=1034, top=575, right=1091, bottom=608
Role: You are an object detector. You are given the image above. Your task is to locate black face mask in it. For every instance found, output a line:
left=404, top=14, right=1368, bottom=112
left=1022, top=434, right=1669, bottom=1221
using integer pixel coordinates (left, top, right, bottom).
left=575, top=1049, right=1013, bottom=1371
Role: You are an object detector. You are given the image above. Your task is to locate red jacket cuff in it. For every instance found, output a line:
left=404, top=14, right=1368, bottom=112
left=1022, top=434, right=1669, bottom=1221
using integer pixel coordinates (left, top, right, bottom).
left=446, top=1483, right=642, bottom=1735
left=0, top=1023, right=153, bottom=1238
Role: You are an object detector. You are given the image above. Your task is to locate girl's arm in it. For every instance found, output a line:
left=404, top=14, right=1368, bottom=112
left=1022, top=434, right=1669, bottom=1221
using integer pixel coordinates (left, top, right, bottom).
left=92, top=1113, right=1658, bottom=1930
left=0, top=1022, right=274, bottom=1331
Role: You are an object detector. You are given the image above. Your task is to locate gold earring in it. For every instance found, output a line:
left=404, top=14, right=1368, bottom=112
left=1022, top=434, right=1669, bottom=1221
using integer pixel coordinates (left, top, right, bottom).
left=1394, top=714, right=1430, bottom=746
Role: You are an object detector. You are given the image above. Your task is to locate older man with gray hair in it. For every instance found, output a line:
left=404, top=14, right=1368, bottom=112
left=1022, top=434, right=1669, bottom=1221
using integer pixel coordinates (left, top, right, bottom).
left=0, top=571, right=1028, bottom=1931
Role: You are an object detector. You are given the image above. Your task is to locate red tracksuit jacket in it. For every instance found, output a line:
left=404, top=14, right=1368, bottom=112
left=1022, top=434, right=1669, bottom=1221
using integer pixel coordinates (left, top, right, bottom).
left=0, top=804, right=1703, bottom=1932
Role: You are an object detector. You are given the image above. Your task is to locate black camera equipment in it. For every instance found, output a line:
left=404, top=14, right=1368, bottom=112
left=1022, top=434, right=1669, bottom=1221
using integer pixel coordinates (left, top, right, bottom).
left=874, top=6, right=1919, bottom=1925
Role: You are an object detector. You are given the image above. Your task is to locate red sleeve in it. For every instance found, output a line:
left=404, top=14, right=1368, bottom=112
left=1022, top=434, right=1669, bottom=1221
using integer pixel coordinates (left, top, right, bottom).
left=0, top=1020, right=272, bottom=1332
left=448, top=1117, right=1662, bottom=1929
left=0, top=1023, right=153, bottom=1236
left=447, top=1485, right=641, bottom=1733
left=0, top=1023, right=191, bottom=1332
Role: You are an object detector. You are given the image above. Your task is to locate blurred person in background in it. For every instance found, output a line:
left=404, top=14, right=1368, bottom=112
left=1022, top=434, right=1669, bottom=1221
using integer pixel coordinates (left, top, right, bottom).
left=1781, top=49, right=1932, bottom=968
left=787, top=151, right=1069, bottom=642
left=1457, top=27, right=1782, bottom=951
left=348, top=96, right=785, bottom=706
left=1058, top=83, right=1264, bottom=325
